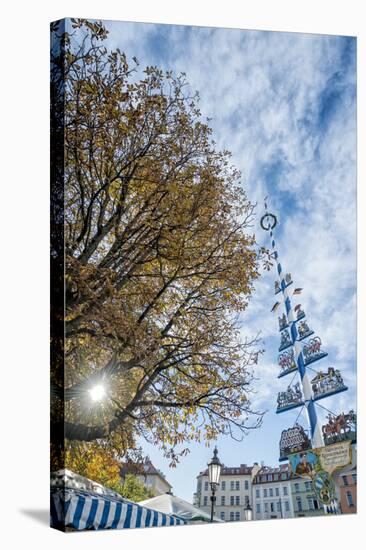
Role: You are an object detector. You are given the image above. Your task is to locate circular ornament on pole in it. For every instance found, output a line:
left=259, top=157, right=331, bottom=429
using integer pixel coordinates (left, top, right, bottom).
left=260, top=212, right=277, bottom=231
left=312, top=470, right=335, bottom=505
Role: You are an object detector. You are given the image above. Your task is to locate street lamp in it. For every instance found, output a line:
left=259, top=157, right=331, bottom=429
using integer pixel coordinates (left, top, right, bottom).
left=244, top=501, right=253, bottom=521
left=208, top=446, right=222, bottom=522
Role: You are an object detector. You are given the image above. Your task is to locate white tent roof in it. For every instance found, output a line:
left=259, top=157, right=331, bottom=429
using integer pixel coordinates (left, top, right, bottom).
left=139, top=493, right=223, bottom=523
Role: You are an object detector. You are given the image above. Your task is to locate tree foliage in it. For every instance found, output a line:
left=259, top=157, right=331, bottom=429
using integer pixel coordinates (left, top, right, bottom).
left=65, top=443, right=154, bottom=501
left=65, top=442, right=122, bottom=492
left=119, top=474, right=156, bottom=502
left=51, top=19, right=264, bottom=467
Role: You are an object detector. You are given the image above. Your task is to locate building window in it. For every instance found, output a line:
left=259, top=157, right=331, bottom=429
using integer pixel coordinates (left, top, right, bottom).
left=352, top=474, right=357, bottom=484
left=296, top=497, right=302, bottom=512
left=281, top=473, right=287, bottom=480
left=235, top=481, right=240, bottom=490
left=294, top=483, right=300, bottom=493
left=236, top=496, right=240, bottom=506
left=277, top=501, right=281, bottom=512
left=269, top=488, right=273, bottom=497
left=268, top=474, right=273, bottom=481
left=342, top=475, right=349, bottom=486
left=270, top=502, right=275, bottom=512
left=307, top=498, right=314, bottom=510
left=244, top=480, right=249, bottom=490
left=285, top=501, right=290, bottom=512
left=263, top=488, right=267, bottom=497
left=275, top=487, right=279, bottom=496
left=220, top=511, right=225, bottom=520
left=274, top=474, right=279, bottom=481
left=221, top=481, right=226, bottom=490
left=230, top=496, right=234, bottom=506
left=245, top=496, right=249, bottom=506
left=221, top=496, right=225, bottom=506
left=230, top=512, right=234, bottom=521
left=256, top=488, right=260, bottom=498
left=204, top=481, right=209, bottom=491
left=314, top=500, right=319, bottom=510
left=346, top=491, right=354, bottom=507
left=305, top=481, right=311, bottom=492
left=283, top=486, right=288, bottom=496
left=203, top=496, right=208, bottom=506
left=235, top=511, right=240, bottom=521
left=230, top=481, right=235, bottom=491
left=256, top=503, right=261, bottom=514
left=264, top=502, right=269, bottom=512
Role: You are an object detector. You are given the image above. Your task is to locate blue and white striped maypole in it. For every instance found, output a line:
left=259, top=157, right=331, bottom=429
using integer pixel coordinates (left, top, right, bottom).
left=261, top=204, right=324, bottom=448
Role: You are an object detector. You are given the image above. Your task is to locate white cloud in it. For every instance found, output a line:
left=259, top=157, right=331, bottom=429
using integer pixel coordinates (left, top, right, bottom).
left=170, top=28, right=356, bottom=418
left=98, top=21, right=356, bottom=460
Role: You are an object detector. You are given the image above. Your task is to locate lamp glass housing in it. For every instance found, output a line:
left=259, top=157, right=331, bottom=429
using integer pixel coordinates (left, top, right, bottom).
left=208, top=462, right=221, bottom=485
left=244, top=504, right=253, bottom=521
left=208, top=447, right=222, bottom=486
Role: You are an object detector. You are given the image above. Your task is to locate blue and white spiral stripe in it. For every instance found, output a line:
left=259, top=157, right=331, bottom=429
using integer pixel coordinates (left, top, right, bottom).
left=269, top=229, right=324, bottom=448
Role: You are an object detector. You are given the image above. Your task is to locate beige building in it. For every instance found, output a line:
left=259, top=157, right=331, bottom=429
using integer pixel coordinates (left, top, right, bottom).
left=120, top=457, right=172, bottom=496
left=194, top=463, right=260, bottom=522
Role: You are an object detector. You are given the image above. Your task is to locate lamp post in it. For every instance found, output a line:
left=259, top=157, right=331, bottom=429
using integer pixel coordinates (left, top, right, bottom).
left=278, top=497, right=283, bottom=519
left=208, top=446, right=221, bottom=523
left=244, top=501, right=253, bottom=521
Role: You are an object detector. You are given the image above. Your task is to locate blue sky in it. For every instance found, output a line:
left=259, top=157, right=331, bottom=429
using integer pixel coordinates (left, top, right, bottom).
left=72, top=20, right=357, bottom=502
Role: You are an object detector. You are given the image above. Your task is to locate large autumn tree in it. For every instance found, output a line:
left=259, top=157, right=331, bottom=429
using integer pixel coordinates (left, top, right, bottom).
left=51, top=19, right=264, bottom=468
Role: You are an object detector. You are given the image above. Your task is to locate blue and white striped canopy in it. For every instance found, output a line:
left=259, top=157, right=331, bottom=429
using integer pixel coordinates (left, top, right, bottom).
left=51, top=488, right=186, bottom=530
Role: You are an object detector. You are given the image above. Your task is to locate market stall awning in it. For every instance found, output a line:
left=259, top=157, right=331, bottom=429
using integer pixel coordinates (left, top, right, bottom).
left=51, top=487, right=186, bottom=531
left=140, top=493, right=223, bottom=523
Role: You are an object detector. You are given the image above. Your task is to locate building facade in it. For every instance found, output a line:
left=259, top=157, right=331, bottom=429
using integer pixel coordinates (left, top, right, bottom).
left=194, top=463, right=260, bottom=522
left=120, top=457, right=172, bottom=496
left=195, top=461, right=326, bottom=521
left=252, top=465, right=294, bottom=520
left=252, top=465, right=325, bottom=519
left=337, top=468, right=357, bottom=514
left=290, top=477, right=324, bottom=517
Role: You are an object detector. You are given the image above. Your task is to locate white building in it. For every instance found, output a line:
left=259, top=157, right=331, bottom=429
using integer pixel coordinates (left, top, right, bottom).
left=194, top=463, right=260, bottom=522
left=252, top=465, right=294, bottom=520
left=195, top=459, right=326, bottom=522
left=253, top=464, right=325, bottom=519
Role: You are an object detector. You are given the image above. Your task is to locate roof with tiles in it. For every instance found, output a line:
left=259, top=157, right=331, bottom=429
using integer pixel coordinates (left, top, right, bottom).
left=198, top=463, right=254, bottom=477
left=120, top=457, right=172, bottom=487
left=252, top=464, right=294, bottom=484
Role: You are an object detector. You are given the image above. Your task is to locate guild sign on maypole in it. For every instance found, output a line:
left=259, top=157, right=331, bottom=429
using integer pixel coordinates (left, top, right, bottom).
left=261, top=200, right=355, bottom=513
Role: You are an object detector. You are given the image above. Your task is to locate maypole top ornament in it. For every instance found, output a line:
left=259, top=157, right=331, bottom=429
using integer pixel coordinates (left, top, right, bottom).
left=260, top=212, right=277, bottom=231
